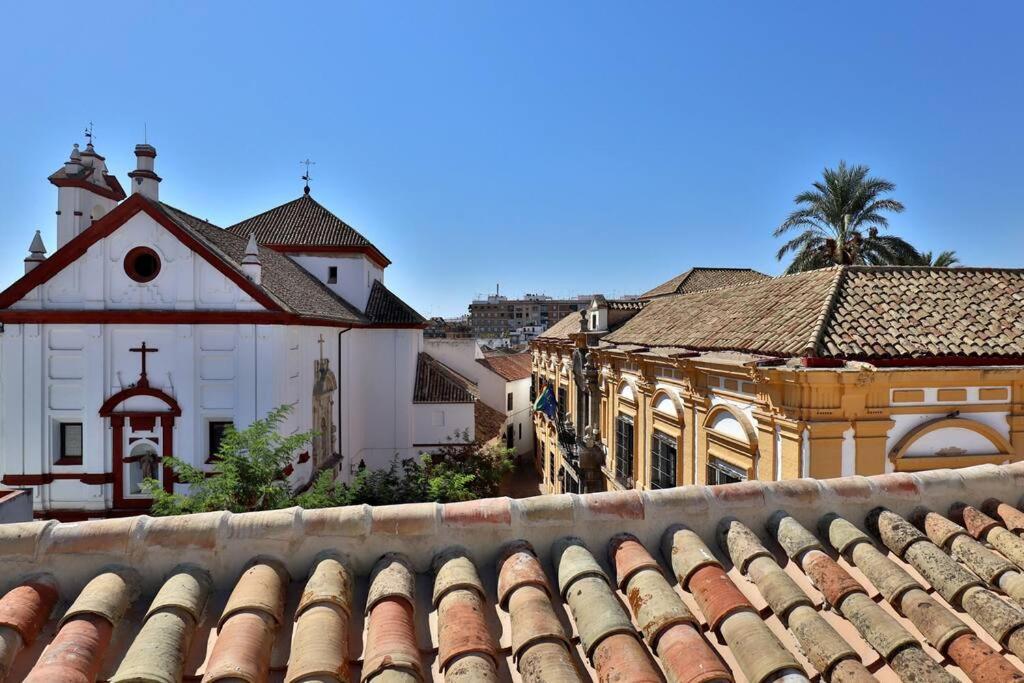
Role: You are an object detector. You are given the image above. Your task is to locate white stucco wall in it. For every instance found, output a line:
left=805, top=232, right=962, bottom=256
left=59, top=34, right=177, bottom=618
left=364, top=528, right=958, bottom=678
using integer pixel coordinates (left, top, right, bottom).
left=290, top=253, right=383, bottom=312
left=412, top=403, right=475, bottom=448
left=423, top=339, right=534, bottom=456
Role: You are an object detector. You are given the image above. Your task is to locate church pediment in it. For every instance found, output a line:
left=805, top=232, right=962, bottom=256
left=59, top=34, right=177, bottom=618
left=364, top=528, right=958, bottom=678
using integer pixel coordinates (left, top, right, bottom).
left=0, top=194, right=281, bottom=314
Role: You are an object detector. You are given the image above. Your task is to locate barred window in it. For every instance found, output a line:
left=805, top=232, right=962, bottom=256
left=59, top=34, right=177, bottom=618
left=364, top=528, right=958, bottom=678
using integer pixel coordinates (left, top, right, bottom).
left=706, top=456, right=746, bottom=486
left=615, top=415, right=634, bottom=480
left=650, top=430, right=677, bottom=489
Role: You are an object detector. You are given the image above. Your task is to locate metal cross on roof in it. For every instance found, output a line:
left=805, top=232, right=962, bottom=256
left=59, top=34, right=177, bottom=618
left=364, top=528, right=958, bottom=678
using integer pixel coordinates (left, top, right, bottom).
left=84, top=121, right=95, bottom=146
left=300, top=158, right=315, bottom=195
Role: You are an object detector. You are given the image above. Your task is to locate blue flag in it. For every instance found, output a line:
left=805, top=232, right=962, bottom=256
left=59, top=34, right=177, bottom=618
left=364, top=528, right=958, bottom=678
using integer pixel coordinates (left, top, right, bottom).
left=533, top=384, right=558, bottom=421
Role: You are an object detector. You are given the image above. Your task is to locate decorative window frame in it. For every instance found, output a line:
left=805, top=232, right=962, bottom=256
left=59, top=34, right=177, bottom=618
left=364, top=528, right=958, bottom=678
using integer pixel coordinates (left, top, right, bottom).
left=123, top=246, right=162, bottom=283
left=888, top=416, right=1014, bottom=472
left=702, top=403, right=758, bottom=480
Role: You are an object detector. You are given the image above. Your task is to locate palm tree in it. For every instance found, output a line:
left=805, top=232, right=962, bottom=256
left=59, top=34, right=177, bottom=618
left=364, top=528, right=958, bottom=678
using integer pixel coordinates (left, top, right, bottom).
left=775, top=161, right=920, bottom=273
left=913, top=250, right=960, bottom=267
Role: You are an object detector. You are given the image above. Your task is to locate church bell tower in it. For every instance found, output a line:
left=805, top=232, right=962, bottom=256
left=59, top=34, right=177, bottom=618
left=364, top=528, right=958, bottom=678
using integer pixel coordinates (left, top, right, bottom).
left=48, top=128, right=127, bottom=248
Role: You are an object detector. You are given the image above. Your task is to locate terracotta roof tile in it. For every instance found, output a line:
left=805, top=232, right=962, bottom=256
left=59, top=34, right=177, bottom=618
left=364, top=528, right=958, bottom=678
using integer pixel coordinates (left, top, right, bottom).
left=600, top=266, right=1024, bottom=362
left=476, top=352, right=533, bottom=381
left=606, top=267, right=840, bottom=356
left=473, top=400, right=506, bottom=444
left=413, top=353, right=477, bottom=403
left=640, top=266, right=771, bottom=299
left=226, top=193, right=379, bottom=253
left=363, top=279, right=425, bottom=325
left=5, top=464, right=1024, bottom=680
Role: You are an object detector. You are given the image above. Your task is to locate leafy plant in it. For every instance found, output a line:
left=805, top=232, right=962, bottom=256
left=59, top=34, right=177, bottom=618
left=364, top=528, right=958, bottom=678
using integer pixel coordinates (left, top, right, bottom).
left=142, top=405, right=313, bottom=515
left=147, top=406, right=516, bottom=515
left=295, top=430, right=514, bottom=508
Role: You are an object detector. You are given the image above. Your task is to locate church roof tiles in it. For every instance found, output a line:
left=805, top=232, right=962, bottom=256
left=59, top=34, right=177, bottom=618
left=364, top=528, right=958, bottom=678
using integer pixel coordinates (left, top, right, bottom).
left=226, top=193, right=390, bottom=266
left=3, top=464, right=1024, bottom=680
left=364, top=279, right=426, bottom=326
left=413, top=352, right=478, bottom=403
left=160, top=203, right=370, bottom=325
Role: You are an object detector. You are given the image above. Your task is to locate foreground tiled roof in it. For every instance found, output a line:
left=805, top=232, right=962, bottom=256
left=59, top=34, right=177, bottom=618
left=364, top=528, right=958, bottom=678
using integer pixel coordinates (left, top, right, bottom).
left=413, top=353, right=478, bottom=403
left=4, top=464, right=1024, bottom=681
left=639, top=267, right=771, bottom=299
left=605, top=266, right=1024, bottom=362
left=476, top=352, right=533, bottom=381
left=160, top=203, right=369, bottom=325
left=364, top=279, right=425, bottom=325
left=226, top=193, right=380, bottom=253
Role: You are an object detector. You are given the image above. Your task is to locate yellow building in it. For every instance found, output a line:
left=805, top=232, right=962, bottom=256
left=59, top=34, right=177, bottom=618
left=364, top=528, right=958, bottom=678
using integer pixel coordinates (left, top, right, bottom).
left=530, top=266, right=1024, bottom=494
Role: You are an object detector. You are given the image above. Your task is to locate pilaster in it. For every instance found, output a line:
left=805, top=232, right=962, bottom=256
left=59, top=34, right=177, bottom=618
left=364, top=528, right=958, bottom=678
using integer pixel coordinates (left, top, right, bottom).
left=752, top=410, right=777, bottom=481
left=805, top=420, right=851, bottom=479
left=853, top=418, right=895, bottom=475
left=776, top=419, right=804, bottom=481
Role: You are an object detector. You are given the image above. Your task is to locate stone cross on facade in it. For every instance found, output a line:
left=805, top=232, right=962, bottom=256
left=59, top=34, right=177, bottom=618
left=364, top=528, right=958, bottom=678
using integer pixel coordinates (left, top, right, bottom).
left=129, top=341, right=158, bottom=386
left=317, top=334, right=325, bottom=361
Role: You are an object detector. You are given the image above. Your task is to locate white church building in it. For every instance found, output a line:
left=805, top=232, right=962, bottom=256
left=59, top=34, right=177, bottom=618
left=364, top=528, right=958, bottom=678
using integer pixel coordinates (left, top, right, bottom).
left=0, top=139, right=476, bottom=518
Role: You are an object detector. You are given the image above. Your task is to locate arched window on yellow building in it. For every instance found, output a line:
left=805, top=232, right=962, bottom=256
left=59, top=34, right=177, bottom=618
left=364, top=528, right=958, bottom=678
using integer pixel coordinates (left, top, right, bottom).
left=703, top=404, right=758, bottom=484
left=650, top=389, right=684, bottom=489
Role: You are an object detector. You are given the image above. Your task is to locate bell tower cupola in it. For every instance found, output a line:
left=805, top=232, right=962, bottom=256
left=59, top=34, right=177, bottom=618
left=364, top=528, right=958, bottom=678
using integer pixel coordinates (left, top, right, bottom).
left=48, top=131, right=126, bottom=248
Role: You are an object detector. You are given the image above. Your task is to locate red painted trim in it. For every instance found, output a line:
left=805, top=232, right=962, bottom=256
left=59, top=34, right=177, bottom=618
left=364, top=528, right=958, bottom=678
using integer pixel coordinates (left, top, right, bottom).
left=49, top=175, right=126, bottom=202
left=0, top=194, right=282, bottom=312
left=0, top=309, right=426, bottom=329
left=1, top=472, right=114, bottom=485
left=53, top=457, right=83, bottom=467
left=264, top=243, right=392, bottom=268
left=162, top=419, right=174, bottom=494
left=862, top=355, right=1024, bottom=368
left=81, top=472, right=115, bottom=485
left=100, top=385, right=181, bottom=417
left=800, top=356, right=846, bottom=368
left=1, top=474, right=47, bottom=485
left=105, top=175, right=127, bottom=199
left=1, top=310, right=290, bottom=325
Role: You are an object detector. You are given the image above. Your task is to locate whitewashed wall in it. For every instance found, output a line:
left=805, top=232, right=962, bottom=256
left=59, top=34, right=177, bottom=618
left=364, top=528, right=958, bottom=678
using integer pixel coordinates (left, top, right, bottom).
left=290, top=254, right=383, bottom=312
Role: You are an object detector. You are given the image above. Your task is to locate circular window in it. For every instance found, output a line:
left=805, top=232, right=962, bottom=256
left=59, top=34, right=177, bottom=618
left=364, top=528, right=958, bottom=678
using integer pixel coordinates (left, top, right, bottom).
left=124, top=247, right=161, bottom=283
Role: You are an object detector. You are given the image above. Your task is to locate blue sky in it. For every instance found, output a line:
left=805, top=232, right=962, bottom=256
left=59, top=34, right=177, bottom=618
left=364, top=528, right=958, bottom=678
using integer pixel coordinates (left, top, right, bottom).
left=2, top=2, right=1023, bottom=317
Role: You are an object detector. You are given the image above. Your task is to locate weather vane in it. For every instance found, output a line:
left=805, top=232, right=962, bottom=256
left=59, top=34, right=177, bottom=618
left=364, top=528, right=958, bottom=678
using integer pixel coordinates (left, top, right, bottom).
left=84, top=121, right=95, bottom=146
left=301, top=158, right=315, bottom=194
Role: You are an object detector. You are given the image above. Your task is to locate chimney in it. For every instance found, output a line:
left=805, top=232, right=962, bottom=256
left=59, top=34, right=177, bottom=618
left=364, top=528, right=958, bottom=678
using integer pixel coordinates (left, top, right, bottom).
left=127, top=144, right=161, bottom=200
left=242, top=233, right=262, bottom=285
left=24, top=231, right=46, bottom=273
